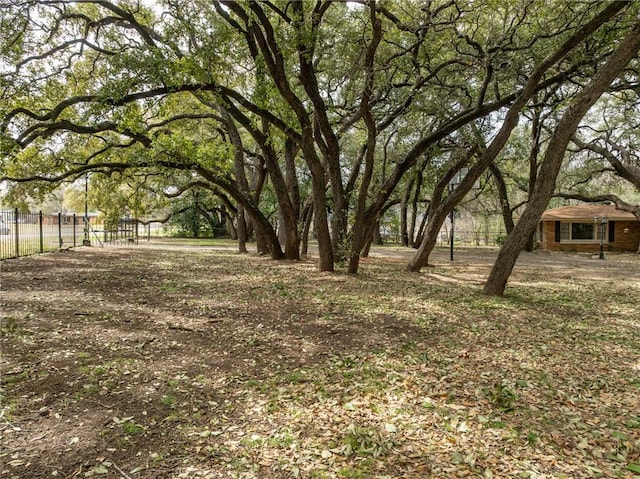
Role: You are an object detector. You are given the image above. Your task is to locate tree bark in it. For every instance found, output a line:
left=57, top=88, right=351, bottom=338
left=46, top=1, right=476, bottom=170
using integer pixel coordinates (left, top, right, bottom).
left=489, top=162, right=515, bottom=235
left=221, top=1, right=333, bottom=270
left=407, top=151, right=476, bottom=271
left=219, top=108, right=249, bottom=253
left=409, top=166, right=425, bottom=247
left=195, top=167, right=283, bottom=258
left=400, top=176, right=414, bottom=247
left=484, top=18, right=640, bottom=296
left=525, top=102, right=542, bottom=252
left=300, top=201, right=313, bottom=258
left=347, top=3, right=383, bottom=274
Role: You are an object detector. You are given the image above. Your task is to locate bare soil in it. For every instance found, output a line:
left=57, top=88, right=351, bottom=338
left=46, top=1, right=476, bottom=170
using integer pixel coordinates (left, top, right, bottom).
left=1, top=240, right=639, bottom=478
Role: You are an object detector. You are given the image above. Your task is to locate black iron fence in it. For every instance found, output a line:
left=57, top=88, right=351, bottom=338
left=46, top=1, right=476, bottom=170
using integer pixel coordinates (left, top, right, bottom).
left=434, top=230, right=505, bottom=248
left=0, top=209, right=147, bottom=260
left=383, top=230, right=505, bottom=248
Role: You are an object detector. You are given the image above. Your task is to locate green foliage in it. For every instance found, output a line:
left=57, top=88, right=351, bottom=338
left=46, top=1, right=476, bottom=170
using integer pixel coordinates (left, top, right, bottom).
left=167, top=189, right=226, bottom=238
left=342, top=423, right=395, bottom=458
left=483, top=383, right=518, bottom=411
left=120, top=419, right=146, bottom=436
left=495, top=233, right=507, bottom=246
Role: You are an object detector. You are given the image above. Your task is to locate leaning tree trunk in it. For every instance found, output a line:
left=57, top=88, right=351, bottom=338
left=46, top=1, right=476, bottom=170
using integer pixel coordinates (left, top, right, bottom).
left=484, top=19, right=640, bottom=296
left=259, top=127, right=300, bottom=260
left=407, top=150, right=476, bottom=271
left=525, top=102, right=542, bottom=252
left=303, top=144, right=335, bottom=271
left=413, top=206, right=430, bottom=248
left=400, top=176, right=414, bottom=247
left=489, top=162, right=515, bottom=235
left=409, top=167, right=425, bottom=248
left=226, top=213, right=239, bottom=240
left=407, top=200, right=450, bottom=271
left=219, top=107, right=250, bottom=253
left=346, top=7, right=382, bottom=275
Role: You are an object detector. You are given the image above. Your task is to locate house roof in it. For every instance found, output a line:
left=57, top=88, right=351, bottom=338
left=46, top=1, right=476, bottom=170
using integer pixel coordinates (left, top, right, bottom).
left=541, top=204, right=638, bottom=221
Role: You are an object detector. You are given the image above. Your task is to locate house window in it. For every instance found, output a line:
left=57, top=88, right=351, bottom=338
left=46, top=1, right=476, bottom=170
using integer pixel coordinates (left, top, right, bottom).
left=572, top=223, right=594, bottom=240
left=559, top=221, right=607, bottom=242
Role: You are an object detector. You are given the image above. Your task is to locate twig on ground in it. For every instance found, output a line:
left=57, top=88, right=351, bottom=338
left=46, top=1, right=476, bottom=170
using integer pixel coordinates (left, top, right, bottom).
left=112, top=462, right=133, bottom=479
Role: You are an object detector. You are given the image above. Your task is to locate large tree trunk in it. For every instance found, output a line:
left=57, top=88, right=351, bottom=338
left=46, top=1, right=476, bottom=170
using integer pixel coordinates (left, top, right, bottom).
left=400, top=176, right=414, bottom=247
left=372, top=221, right=383, bottom=246
left=236, top=208, right=247, bottom=251
left=301, top=134, right=334, bottom=270
left=489, top=162, right=515, bottom=235
left=413, top=205, right=430, bottom=248
left=312, top=179, right=334, bottom=271
left=259, top=124, right=300, bottom=260
left=195, top=166, right=283, bottom=258
left=221, top=101, right=298, bottom=259
left=300, top=201, right=313, bottom=258
left=251, top=143, right=298, bottom=257
left=525, top=102, right=542, bottom=252
left=409, top=165, right=426, bottom=247
left=223, top=210, right=238, bottom=239
left=220, top=108, right=250, bottom=253
left=249, top=157, right=272, bottom=256
left=484, top=19, right=640, bottom=296
left=407, top=203, right=450, bottom=270
left=347, top=6, right=383, bottom=274
left=407, top=151, right=476, bottom=271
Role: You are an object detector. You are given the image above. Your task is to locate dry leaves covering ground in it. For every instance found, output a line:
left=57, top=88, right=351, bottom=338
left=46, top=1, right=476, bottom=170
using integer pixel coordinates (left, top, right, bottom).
left=1, top=239, right=639, bottom=479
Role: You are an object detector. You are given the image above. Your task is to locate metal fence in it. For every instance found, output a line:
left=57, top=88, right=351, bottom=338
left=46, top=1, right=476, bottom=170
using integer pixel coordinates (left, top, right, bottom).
left=0, top=209, right=145, bottom=260
left=434, top=229, right=505, bottom=248
left=383, top=230, right=505, bottom=248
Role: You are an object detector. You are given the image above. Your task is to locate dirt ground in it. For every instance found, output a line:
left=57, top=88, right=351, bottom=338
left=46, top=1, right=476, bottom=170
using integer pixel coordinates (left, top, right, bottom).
left=1, top=240, right=639, bottom=478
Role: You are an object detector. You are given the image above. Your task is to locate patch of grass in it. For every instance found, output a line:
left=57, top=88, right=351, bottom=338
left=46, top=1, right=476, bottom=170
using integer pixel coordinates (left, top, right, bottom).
left=160, top=395, right=177, bottom=409
left=483, top=383, right=518, bottom=411
left=1, top=370, right=29, bottom=386
left=91, top=365, right=108, bottom=377
left=625, top=417, right=640, bottom=429
left=243, top=336, right=265, bottom=348
left=310, top=470, right=332, bottom=479
left=404, top=347, right=430, bottom=365
left=272, top=281, right=290, bottom=297
left=79, top=383, right=99, bottom=396
left=284, top=371, right=307, bottom=384
left=338, top=460, right=374, bottom=479
left=160, top=280, right=188, bottom=292
left=484, top=420, right=507, bottom=429
left=0, top=317, right=32, bottom=338
left=342, top=423, right=394, bottom=458
left=526, top=431, right=540, bottom=446
left=121, top=419, right=146, bottom=435
left=75, top=359, right=134, bottom=399
left=0, top=394, right=16, bottom=421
